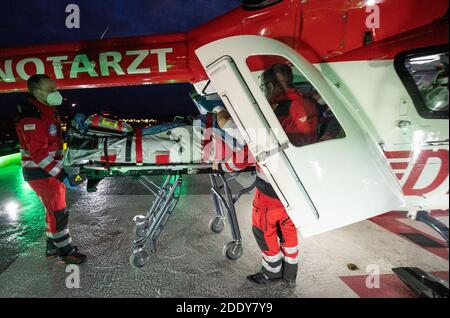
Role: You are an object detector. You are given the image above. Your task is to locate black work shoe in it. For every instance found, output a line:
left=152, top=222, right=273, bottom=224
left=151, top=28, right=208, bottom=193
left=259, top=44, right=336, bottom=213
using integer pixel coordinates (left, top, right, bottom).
left=46, top=238, right=58, bottom=258
left=283, top=279, right=297, bottom=288
left=57, top=246, right=87, bottom=265
left=246, top=272, right=282, bottom=285
left=45, top=248, right=58, bottom=259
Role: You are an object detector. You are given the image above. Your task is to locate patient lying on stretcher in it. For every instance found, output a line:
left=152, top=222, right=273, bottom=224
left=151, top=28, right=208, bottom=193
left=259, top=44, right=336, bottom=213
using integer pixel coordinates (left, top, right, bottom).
left=63, top=98, right=249, bottom=167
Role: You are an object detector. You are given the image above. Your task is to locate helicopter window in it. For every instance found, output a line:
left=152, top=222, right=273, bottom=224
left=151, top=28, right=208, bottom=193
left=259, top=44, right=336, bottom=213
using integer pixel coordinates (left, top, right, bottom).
left=246, top=55, right=345, bottom=148
left=395, top=46, right=449, bottom=119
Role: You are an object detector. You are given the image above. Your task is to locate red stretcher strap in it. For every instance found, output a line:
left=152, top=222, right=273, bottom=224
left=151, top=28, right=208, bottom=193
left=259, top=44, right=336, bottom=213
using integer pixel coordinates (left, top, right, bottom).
left=206, top=113, right=213, bottom=131
left=100, top=154, right=117, bottom=163
left=155, top=151, right=170, bottom=165
left=202, top=113, right=214, bottom=162
left=135, top=128, right=143, bottom=164
left=92, top=115, right=100, bottom=127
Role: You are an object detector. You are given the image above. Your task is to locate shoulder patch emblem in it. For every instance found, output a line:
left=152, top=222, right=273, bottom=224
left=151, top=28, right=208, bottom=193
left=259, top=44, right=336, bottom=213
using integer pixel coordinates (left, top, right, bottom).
left=24, top=124, right=36, bottom=131
left=49, top=124, right=58, bottom=136
left=298, top=116, right=307, bottom=123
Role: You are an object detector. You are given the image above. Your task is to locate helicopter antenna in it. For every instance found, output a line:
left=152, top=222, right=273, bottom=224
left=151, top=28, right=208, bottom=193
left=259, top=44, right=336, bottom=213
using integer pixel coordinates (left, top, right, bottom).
left=100, top=25, right=111, bottom=39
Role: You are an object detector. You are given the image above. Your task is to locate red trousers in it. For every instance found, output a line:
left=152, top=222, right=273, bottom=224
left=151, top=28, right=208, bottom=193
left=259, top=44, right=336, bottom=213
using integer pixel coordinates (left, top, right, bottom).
left=28, top=177, right=73, bottom=255
left=252, top=189, right=299, bottom=281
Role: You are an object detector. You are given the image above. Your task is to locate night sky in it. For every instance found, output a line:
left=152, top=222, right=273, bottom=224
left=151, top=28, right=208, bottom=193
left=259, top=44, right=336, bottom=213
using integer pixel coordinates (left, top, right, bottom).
left=0, top=0, right=242, bottom=122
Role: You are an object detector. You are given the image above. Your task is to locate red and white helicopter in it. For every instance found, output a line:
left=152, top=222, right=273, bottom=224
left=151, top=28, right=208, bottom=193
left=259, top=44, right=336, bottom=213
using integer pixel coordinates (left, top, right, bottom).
left=0, top=0, right=448, bottom=290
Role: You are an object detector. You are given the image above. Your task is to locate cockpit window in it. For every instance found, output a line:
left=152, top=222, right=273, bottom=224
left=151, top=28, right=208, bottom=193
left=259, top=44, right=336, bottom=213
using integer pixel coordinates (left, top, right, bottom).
left=395, top=47, right=449, bottom=119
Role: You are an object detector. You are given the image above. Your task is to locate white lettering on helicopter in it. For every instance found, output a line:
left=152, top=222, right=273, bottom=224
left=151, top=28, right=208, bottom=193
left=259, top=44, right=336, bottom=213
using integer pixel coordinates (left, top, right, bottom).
left=0, top=47, right=174, bottom=82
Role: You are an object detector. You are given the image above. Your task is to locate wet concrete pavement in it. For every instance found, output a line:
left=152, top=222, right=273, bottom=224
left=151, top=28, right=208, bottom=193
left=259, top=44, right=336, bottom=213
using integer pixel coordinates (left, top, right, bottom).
left=0, top=168, right=299, bottom=297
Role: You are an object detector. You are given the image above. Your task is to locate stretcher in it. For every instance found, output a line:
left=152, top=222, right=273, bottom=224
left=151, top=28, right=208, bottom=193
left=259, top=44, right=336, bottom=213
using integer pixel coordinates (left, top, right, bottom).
left=65, top=113, right=245, bottom=167
left=64, top=114, right=255, bottom=267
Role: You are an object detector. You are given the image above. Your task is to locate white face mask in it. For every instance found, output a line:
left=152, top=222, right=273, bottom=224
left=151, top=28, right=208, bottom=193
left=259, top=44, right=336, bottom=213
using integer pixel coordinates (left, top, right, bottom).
left=46, top=91, right=63, bottom=106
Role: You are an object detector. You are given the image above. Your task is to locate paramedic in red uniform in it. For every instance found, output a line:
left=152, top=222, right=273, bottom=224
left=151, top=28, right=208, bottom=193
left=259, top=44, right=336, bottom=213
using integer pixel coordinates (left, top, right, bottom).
left=15, top=74, right=86, bottom=265
left=214, top=64, right=318, bottom=287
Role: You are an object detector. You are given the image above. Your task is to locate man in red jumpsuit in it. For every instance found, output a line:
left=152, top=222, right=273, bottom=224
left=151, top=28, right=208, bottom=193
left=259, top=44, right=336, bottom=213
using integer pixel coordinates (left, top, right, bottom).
left=15, top=74, right=87, bottom=265
left=214, top=64, right=318, bottom=287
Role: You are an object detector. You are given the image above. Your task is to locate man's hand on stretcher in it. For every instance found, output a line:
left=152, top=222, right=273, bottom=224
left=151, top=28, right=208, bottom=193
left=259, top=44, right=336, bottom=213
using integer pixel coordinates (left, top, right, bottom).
left=216, top=110, right=231, bottom=129
left=211, top=110, right=229, bottom=173
left=213, top=109, right=231, bottom=172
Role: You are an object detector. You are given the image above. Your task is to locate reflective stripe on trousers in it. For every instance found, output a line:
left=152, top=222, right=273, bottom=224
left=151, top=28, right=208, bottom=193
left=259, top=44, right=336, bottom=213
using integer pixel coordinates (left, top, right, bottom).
left=28, top=177, right=72, bottom=255
left=252, top=190, right=299, bottom=281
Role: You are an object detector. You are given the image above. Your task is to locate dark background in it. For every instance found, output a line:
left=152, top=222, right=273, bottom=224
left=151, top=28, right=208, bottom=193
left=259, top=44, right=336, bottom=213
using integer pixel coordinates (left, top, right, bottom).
left=0, top=0, right=242, bottom=140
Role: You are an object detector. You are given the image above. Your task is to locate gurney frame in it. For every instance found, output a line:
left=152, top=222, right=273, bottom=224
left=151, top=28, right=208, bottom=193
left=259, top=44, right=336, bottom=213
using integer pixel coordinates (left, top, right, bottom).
left=77, top=163, right=256, bottom=268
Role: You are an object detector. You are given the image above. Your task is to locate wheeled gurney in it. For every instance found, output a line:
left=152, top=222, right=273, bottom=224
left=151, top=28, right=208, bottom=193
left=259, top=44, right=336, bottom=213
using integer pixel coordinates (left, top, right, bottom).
left=65, top=112, right=255, bottom=267
left=76, top=163, right=255, bottom=268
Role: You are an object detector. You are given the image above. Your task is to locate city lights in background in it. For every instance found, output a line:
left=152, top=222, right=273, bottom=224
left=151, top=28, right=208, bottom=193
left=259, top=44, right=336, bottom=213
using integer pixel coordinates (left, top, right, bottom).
left=54, top=112, right=159, bottom=131
left=121, top=118, right=158, bottom=124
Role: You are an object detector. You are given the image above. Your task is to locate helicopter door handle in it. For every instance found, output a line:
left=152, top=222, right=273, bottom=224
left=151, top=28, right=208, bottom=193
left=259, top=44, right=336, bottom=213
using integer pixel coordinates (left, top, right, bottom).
left=397, top=120, right=411, bottom=129
left=255, top=142, right=289, bottom=162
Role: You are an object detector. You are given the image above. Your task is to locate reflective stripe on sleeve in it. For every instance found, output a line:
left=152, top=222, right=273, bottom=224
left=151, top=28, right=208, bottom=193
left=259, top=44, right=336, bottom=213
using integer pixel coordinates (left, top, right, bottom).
left=21, top=160, right=39, bottom=168
left=38, top=156, right=54, bottom=169
left=48, top=164, right=62, bottom=177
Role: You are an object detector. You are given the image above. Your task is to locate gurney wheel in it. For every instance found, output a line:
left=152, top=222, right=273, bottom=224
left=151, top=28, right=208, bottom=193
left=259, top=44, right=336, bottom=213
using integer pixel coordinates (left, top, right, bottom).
left=209, top=216, right=225, bottom=234
left=130, top=249, right=151, bottom=268
left=224, top=241, right=243, bottom=261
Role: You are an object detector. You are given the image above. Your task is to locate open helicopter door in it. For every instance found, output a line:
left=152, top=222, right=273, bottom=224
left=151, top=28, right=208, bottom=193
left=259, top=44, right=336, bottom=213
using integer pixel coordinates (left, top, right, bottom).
left=195, top=35, right=405, bottom=237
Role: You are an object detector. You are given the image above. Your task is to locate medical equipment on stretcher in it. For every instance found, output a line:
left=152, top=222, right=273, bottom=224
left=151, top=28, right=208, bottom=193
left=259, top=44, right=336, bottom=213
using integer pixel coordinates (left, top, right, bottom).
left=64, top=114, right=255, bottom=267
left=64, top=112, right=245, bottom=168
left=72, top=113, right=133, bottom=136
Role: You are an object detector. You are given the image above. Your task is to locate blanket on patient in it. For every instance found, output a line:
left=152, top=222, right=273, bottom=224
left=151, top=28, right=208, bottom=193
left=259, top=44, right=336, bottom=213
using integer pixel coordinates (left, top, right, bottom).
left=64, top=113, right=245, bottom=166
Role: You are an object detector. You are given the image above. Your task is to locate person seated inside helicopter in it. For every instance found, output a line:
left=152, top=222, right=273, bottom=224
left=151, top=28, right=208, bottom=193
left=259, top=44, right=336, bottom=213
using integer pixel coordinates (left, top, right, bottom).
left=305, top=87, right=345, bottom=141
left=421, top=66, right=449, bottom=112
left=194, top=83, right=345, bottom=146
